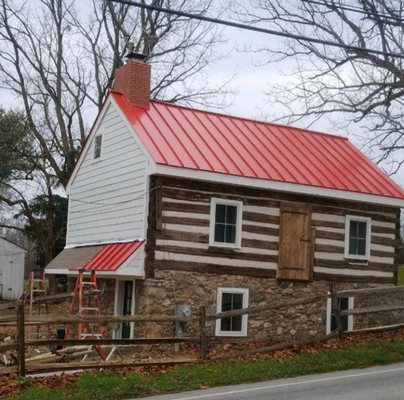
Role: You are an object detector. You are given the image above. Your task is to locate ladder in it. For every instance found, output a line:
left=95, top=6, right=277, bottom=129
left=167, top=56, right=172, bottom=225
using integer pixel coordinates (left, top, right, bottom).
left=65, top=269, right=106, bottom=360
left=27, top=270, right=47, bottom=315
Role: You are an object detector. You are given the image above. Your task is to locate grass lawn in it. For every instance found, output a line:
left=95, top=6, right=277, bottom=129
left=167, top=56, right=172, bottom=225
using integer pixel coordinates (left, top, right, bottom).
left=5, top=338, right=404, bottom=400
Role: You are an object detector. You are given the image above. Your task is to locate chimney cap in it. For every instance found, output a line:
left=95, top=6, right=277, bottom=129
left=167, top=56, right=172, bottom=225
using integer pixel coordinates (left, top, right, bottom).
left=125, top=52, right=147, bottom=61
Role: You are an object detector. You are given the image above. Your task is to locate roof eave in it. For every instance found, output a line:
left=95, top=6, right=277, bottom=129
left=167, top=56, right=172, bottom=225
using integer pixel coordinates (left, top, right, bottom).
left=153, top=164, right=404, bottom=208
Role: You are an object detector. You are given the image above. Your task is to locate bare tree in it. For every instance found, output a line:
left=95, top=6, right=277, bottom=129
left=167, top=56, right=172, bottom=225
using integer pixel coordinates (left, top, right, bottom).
left=0, top=0, right=231, bottom=271
left=235, top=0, right=404, bottom=173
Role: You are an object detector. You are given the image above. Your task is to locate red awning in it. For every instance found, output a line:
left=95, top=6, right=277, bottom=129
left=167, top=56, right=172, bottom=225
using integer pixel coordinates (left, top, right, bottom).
left=68, top=240, right=144, bottom=272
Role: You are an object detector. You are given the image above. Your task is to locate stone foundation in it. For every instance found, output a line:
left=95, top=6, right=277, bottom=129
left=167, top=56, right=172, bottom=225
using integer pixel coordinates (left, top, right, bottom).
left=134, top=270, right=378, bottom=340
left=66, top=272, right=401, bottom=341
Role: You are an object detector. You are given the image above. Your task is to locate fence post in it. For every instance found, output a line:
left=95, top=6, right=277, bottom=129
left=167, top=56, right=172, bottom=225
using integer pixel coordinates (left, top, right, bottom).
left=199, top=306, right=207, bottom=360
left=330, top=283, right=342, bottom=336
left=16, top=299, right=26, bottom=377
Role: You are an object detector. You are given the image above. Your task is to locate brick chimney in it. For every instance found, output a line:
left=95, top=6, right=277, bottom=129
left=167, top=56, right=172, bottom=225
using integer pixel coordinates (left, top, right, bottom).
left=113, top=53, right=151, bottom=109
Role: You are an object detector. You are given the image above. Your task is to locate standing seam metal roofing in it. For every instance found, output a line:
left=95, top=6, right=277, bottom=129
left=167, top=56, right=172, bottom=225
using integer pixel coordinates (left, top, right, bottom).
left=111, top=90, right=404, bottom=199
left=81, top=240, right=144, bottom=272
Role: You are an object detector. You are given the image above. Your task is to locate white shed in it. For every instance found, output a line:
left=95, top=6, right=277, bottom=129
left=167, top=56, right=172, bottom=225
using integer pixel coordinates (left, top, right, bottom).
left=0, top=238, right=25, bottom=300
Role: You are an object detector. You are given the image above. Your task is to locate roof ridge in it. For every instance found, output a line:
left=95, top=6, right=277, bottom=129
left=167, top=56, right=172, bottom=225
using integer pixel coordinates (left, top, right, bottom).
left=149, top=98, right=349, bottom=141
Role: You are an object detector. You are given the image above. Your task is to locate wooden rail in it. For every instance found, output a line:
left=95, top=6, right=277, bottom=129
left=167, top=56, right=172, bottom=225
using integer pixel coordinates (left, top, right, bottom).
left=2, top=284, right=404, bottom=377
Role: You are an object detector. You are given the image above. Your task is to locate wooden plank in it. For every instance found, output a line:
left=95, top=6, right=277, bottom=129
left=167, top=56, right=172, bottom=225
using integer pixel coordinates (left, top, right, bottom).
left=372, top=225, right=396, bottom=235
left=312, top=220, right=344, bottom=229
left=313, top=272, right=396, bottom=284
left=345, top=323, right=404, bottom=334
left=154, top=244, right=278, bottom=263
left=278, top=203, right=312, bottom=281
left=16, top=300, right=25, bottom=377
left=0, top=316, right=18, bottom=323
left=211, top=332, right=339, bottom=361
left=371, top=235, right=397, bottom=247
left=337, top=285, right=404, bottom=297
left=161, top=185, right=280, bottom=208
left=0, top=342, right=17, bottom=352
left=241, top=238, right=278, bottom=250
left=315, top=244, right=344, bottom=254
left=152, top=229, right=208, bottom=243
left=26, top=337, right=199, bottom=347
left=25, top=314, right=193, bottom=325
left=242, top=224, right=279, bottom=236
left=0, top=302, right=16, bottom=311
left=371, top=249, right=395, bottom=258
left=206, top=294, right=324, bottom=320
left=199, top=306, right=207, bottom=360
left=315, top=259, right=394, bottom=272
left=155, top=178, right=163, bottom=231
left=311, top=206, right=396, bottom=223
left=163, top=216, right=209, bottom=227
left=243, top=212, right=279, bottom=225
left=160, top=177, right=396, bottom=214
left=152, top=259, right=278, bottom=278
left=340, top=303, right=404, bottom=316
left=316, top=230, right=345, bottom=241
left=26, top=359, right=198, bottom=374
left=163, top=202, right=210, bottom=214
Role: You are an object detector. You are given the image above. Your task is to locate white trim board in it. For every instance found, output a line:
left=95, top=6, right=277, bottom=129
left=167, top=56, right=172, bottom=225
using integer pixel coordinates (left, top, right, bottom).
left=326, top=297, right=354, bottom=335
left=152, top=164, right=404, bottom=207
left=215, top=287, right=249, bottom=337
left=45, top=268, right=145, bottom=279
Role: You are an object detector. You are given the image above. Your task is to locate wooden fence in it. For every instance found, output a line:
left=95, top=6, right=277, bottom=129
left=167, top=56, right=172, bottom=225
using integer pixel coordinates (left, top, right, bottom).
left=2, top=284, right=404, bottom=376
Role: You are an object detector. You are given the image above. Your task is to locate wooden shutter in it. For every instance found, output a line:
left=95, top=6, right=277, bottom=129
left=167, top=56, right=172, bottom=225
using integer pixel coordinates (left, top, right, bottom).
left=277, top=203, right=315, bottom=281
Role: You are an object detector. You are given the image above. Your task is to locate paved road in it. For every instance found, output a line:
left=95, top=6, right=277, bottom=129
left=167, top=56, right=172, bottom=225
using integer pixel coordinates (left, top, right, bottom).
left=132, top=362, right=404, bottom=400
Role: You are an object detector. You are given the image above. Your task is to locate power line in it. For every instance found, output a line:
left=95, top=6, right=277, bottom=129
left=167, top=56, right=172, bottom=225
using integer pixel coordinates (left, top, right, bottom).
left=301, top=0, right=404, bottom=24
left=108, top=0, right=404, bottom=59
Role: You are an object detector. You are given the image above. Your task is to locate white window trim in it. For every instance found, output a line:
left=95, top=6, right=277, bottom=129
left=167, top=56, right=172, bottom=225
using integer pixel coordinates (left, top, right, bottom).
left=93, top=134, right=103, bottom=161
left=344, top=215, right=371, bottom=260
left=326, top=296, right=354, bottom=335
left=209, top=198, right=243, bottom=248
left=215, top=287, right=249, bottom=337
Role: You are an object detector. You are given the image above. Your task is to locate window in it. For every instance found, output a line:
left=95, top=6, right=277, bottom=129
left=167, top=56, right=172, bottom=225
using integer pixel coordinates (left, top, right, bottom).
left=344, top=215, right=371, bottom=260
left=209, top=198, right=242, bottom=247
left=326, top=297, right=353, bottom=334
left=94, top=135, right=102, bottom=159
left=215, top=287, right=249, bottom=336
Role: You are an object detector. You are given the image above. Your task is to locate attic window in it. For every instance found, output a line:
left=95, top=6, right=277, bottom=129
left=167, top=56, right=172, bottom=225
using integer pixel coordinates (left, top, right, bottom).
left=94, top=135, right=102, bottom=159
left=344, top=215, right=371, bottom=260
left=209, top=198, right=242, bottom=248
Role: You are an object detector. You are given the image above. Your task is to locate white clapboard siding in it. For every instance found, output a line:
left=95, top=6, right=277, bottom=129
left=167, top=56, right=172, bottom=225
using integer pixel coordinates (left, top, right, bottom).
left=67, top=103, right=148, bottom=246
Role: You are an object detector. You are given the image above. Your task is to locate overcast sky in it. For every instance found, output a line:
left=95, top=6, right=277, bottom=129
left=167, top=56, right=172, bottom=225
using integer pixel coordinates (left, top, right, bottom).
left=1, top=10, right=403, bottom=187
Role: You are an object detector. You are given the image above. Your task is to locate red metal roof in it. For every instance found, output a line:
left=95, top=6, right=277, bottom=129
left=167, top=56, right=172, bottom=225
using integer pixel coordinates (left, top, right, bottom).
left=111, top=90, right=404, bottom=200
left=82, top=240, right=144, bottom=272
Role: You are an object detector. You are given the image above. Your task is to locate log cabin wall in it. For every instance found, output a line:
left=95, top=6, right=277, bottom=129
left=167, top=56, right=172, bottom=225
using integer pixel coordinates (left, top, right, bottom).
left=147, top=176, right=399, bottom=284
left=137, top=176, right=400, bottom=340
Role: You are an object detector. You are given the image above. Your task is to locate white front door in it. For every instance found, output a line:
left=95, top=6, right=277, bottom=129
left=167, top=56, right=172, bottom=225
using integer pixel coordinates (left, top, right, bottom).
left=114, top=280, right=135, bottom=338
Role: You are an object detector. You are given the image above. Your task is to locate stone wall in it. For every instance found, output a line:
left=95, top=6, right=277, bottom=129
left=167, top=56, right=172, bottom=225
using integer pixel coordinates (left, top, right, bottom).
left=67, top=273, right=402, bottom=341
left=134, top=270, right=373, bottom=340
